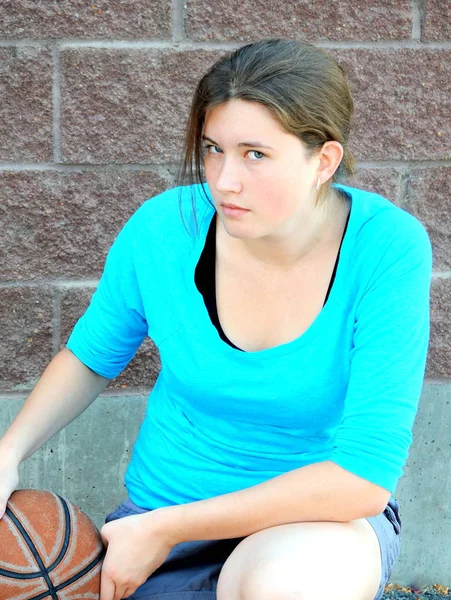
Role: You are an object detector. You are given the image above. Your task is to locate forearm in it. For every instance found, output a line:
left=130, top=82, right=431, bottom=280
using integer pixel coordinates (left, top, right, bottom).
left=162, top=460, right=389, bottom=545
left=0, top=348, right=110, bottom=465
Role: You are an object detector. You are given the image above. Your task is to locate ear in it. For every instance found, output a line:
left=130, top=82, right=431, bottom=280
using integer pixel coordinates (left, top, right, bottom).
left=315, top=141, right=344, bottom=184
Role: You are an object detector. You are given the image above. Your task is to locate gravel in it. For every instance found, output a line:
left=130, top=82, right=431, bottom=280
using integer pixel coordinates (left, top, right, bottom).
left=382, top=584, right=451, bottom=599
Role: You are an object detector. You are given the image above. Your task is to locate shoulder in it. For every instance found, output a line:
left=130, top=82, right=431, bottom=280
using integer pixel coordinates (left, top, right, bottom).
left=128, top=183, right=210, bottom=228
left=337, top=184, right=432, bottom=265
left=116, top=183, right=213, bottom=248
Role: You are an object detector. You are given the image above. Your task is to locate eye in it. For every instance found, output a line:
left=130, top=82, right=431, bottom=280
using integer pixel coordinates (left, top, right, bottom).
left=203, top=144, right=222, bottom=154
left=202, top=145, right=266, bottom=161
left=247, top=150, right=265, bottom=161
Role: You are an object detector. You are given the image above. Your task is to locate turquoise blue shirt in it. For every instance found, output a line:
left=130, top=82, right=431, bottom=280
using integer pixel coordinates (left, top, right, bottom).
left=66, top=183, right=432, bottom=508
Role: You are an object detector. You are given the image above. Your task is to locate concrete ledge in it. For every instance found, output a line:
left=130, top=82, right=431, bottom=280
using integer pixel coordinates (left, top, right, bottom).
left=392, top=382, right=450, bottom=587
left=0, top=394, right=147, bottom=526
left=0, top=381, right=449, bottom=586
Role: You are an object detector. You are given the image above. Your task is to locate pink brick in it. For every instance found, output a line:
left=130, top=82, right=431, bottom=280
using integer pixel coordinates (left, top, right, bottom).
left=345, top=168, right=401, bottom=204
left=333, top=49, right=451, bottom=161
left=427, top=278, right=451, bottom=378
left=0, top=47, right=52, bottom=162
left=0, top=287, right=53, bottom=392
left=60, top=49, right=223, bottom=164
left=0, top=0, right=171, bottom=39
left=1, top=170, right=170, bottom=281
left=186, top=0, right=412, bottom=41
left=399, top=167, right=451, bottom=271
left=60, top=288, right=160, bottom=389
left=423, top=0, right=451, bottom=41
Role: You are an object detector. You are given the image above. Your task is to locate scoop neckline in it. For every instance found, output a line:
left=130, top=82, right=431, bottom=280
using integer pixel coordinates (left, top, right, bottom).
left=190, top=184, right=356, bottom=361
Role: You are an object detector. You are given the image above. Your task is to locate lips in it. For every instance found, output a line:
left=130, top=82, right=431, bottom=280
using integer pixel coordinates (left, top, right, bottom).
left=221, top=203, right=248, bottom=210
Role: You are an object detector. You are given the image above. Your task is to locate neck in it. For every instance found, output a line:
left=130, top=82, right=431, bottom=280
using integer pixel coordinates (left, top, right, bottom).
left=236, top=189, right=348, bottom=269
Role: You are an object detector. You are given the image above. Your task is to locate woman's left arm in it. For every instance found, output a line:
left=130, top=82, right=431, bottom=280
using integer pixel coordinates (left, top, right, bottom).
left=158, top=457, right=389, bottom=542
left=99, top=459, right=387, bottom=600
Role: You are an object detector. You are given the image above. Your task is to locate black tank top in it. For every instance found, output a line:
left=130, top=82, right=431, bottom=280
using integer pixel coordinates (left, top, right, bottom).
left=195, top=209, right=350, bottom=352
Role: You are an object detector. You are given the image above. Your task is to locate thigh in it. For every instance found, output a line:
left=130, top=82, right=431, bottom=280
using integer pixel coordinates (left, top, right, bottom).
left=217, top=519, right=381, bottom=600
left=217, top=499, right=402, bottom=600
left=103, top=497, right=402, bottom=600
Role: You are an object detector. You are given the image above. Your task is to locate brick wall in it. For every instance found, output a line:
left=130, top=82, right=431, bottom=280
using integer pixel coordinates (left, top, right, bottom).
left=1, top=0, right=450, bottom=395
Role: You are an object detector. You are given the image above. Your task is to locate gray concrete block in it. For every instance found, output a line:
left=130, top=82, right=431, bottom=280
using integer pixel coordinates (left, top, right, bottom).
left=394, top=381, right=451, bottom=586
left=1, top=381, right=450, bottom=585
left=0, top=394, right=147, bottom=529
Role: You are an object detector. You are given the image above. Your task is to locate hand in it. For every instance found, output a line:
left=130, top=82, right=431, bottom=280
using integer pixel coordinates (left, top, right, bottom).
left=99, top=507, right=176, bottom=600
left=0, top=459, right=20, bottom=519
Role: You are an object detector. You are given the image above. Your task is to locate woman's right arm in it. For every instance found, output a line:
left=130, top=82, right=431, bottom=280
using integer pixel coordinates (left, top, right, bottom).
left=0, top=199, right=153, bottom=517
left=0, top=347, right=110, bottom=516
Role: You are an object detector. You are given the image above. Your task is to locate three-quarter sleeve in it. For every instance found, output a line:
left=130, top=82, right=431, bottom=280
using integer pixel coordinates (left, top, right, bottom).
left=66, top=208, right=149, bottom=379
left=330, top=215, right=433, bottom=494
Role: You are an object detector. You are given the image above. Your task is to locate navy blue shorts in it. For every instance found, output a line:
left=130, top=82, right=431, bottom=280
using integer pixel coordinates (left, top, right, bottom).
left=105, top=496, right=402, bottom=600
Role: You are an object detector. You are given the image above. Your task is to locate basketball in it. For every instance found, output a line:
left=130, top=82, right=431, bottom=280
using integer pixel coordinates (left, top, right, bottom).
left=0, top=489, right=105, bottom=600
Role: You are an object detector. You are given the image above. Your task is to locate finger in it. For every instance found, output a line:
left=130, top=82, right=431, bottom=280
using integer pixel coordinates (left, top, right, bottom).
left=113, top=584, right=127, bottom=600
left=122, top=587, right=133, bottom=600
left=99, top=570, right=115, bottom=600
left=123, top=584, right=142, bottom=599
left=100, top=526, right=109, bottom=546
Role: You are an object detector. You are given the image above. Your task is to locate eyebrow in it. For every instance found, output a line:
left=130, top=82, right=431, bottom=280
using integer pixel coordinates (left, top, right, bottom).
left=202, top=135, right=274, bottom=150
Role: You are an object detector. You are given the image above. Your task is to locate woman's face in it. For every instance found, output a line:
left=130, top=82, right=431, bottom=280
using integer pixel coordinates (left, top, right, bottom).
left=202, top=99, right=320, bottom=243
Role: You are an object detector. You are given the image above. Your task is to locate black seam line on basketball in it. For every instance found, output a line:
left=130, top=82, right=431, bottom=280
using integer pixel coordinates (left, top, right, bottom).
left=24, top=550, right=105, bottom=600
left=0, top=508, right=43, bottom=578
left=0, top=499, right=70, bottom=580
left=54, top=548, right=105, bottom=593
left=2, top=506, right=59, bottom=599
left=45, top=495, right=72, bottom=574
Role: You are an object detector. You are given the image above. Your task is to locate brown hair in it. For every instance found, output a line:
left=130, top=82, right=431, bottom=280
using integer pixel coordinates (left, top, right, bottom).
left=176, top=38, right=355, bottom=235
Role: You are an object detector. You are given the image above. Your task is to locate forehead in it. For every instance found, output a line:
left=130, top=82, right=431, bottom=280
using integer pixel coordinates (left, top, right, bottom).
left=204, top=99, right=288, bottom=137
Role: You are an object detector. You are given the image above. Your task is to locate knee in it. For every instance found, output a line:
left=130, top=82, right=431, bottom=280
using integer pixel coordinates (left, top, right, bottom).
left=219, top=556, right=355, bottom=600
left=218, top=554, right=317, bottom=600
left=239, top=559, right=314, bottom=600
left=217, top=520, right=380, bottom=600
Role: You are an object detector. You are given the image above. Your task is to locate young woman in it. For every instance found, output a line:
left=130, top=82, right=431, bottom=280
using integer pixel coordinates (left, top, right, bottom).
left=0, top=39, right=431, bottom=600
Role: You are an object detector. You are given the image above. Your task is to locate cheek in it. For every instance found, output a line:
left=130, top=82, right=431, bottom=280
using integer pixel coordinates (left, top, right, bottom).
left=204, top=158, right=232, bottom=190
left=260, top=180, right=297, bottom=216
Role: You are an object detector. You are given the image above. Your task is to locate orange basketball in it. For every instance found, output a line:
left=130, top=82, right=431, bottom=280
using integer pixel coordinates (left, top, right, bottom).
left=0, top=488, right=105, bottom=600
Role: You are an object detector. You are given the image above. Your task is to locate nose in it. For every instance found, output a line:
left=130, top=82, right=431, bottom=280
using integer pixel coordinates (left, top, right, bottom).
left=215, top=157, right=243, bottom=194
